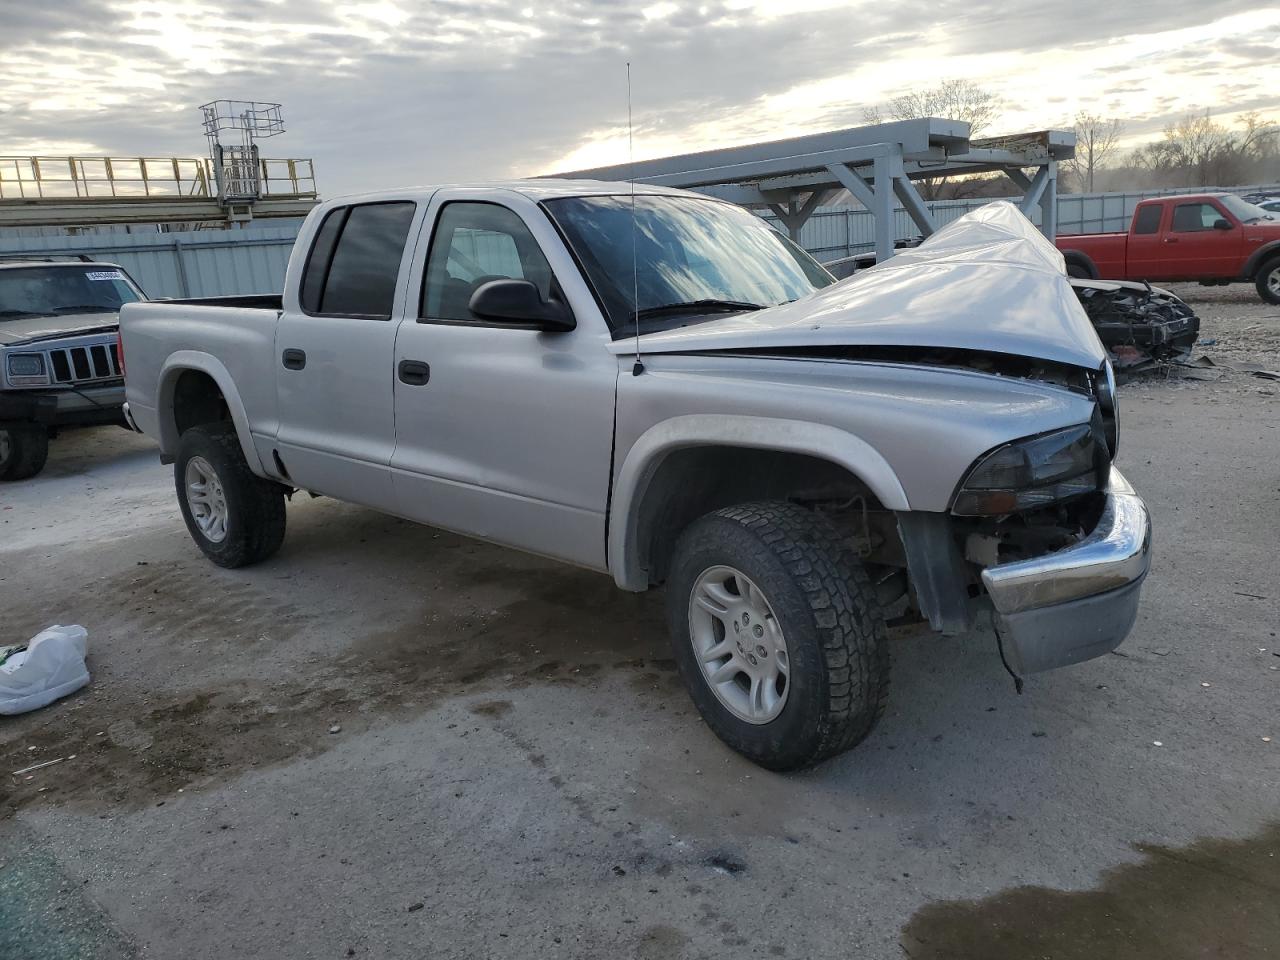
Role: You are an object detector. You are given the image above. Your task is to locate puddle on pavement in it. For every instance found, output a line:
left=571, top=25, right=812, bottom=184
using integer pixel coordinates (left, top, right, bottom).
left=1, top=565, right=671, bottom=816
left=901, top=822, right=1280, bottom=959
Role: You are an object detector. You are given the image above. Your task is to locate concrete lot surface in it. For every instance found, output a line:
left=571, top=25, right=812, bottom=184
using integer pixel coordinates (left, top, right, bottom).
left=2, top=286, right=1278, bottom=959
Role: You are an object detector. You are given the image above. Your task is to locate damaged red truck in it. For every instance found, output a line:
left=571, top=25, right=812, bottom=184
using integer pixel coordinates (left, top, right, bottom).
left=1055, top=193, right=1280, bottom=304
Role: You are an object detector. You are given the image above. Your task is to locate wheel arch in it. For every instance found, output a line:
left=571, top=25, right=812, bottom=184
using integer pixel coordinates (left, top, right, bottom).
left=1243, top=240, right=1280, bottom=279
left=608, top=415, right=909, bottom=591
left=1060, top=249, right=1098, bottom=279
left=156, top=352, right=264, bottom=474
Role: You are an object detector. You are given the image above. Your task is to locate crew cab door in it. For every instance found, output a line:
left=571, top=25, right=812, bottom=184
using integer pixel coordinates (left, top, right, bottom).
left=389, top=192, right=617, bottom=570
left=1159, top=199, right=1243, bottom=280
left=273, top=200, right=421, bottom=510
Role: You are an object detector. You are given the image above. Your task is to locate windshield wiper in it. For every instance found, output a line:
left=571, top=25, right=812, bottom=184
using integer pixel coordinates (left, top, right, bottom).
left=633, top=299, right=766, bottom=321
left=0, top=310, right=52, bottom=319
left=50, top=304, right=117, bottom=314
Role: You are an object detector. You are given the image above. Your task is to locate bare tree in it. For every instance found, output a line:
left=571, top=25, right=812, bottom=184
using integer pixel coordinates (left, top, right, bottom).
left=861, top=79, right=1003, bottom=198
left=1066, top=112, right=1124, bottom=193
left=862, top=79, right=1001, bottom=137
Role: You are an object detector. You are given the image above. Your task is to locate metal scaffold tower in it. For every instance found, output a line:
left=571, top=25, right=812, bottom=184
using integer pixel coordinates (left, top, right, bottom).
left=0, top=101, right=318, bottom=229
left=551, top=118, right=1075, bottom=264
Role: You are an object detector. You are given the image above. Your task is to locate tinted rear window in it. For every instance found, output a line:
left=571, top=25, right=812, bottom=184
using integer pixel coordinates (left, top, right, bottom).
left=1133, top=204, right=1162, bottom=235
left=301, top=202, right=416, bottom=318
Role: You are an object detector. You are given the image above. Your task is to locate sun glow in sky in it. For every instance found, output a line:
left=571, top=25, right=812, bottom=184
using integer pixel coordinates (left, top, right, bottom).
left=1, top=0, right=1276, bottom=193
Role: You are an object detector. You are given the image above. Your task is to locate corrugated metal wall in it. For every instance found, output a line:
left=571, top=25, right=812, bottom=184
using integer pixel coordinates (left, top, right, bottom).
left=1, top=184, right=1276, bottom=295
left=0, top=226, right=299, bottom=299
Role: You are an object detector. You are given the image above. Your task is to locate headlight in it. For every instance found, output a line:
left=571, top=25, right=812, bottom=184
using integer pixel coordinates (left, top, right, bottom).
left=6, top=353, right=49, bottom=385
left=1095, top=360, right=1119, bottom=457
left=952, top=424, right=1102, bottom=516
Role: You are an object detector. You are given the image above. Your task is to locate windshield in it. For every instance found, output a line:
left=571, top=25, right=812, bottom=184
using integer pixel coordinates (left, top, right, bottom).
left=543, top=195, right=834, bottom=333
left=1219, top=194, right=1276, bottom=224
left=0, top=266, right=143, bottom=321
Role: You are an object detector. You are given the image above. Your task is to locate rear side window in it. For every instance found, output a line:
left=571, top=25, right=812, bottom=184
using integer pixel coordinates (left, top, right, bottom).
left=1133, top=204, right=1162, bottom=235
left=299, top=201, right=416, bottom=319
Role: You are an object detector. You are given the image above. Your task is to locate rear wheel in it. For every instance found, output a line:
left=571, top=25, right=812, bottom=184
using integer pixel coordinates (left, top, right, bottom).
left=175, top=423, right=287, bottom=568
left=0, top=424, right=50, bottom=481
left=1256, top=257, right=1280, bottom=305
left=666, top=501, right=889, bottom=771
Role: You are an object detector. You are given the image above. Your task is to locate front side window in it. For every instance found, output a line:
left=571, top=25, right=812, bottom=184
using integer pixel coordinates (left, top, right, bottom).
left=1171, top=202, right=1226, bottom=232
left=543, top=194, right=834, bottom=334
left=299, top=201, right=416, bottom=318
left=421, top=202, right=555, bottom=321
left=0, top=266, right=142, bottom=321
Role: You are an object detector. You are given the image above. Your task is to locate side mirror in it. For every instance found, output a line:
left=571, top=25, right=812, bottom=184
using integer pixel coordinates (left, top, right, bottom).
left=1213, top=218, right=1233, bottom=230
left=469, top=279, right=575, bottom=332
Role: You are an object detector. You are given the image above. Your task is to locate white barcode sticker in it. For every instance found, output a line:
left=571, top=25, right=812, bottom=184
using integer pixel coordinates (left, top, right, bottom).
left=86, top=270, right=124, bottom=281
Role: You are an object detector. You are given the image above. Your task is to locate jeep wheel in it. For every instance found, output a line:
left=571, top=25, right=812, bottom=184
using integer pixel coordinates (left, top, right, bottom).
left=175, top=423, right=287, bottom=568
left=1256, top=257, right=1280, bottom=305
left=0, top=425, right=50, bottom=481
left=666, top=501, right=889, bottom=771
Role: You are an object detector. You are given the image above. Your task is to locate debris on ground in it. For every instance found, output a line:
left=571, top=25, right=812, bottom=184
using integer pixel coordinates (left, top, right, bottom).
left=1070, top=279, right=1200, bottom=373
left=0, top=625, right=90, bottom=716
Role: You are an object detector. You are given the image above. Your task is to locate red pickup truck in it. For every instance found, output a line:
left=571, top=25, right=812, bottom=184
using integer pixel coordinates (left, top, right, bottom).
left=1055, top=193, right=1280, bottom=304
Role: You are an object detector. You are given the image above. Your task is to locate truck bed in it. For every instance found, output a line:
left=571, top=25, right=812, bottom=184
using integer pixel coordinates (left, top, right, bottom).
left=119, top=299, right=283, bottom=466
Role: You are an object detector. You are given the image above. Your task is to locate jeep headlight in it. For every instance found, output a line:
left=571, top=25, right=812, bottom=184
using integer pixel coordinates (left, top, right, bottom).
left=6, top=353, right=50, bottom=385
left=952, top=424, right=1102, bottom=516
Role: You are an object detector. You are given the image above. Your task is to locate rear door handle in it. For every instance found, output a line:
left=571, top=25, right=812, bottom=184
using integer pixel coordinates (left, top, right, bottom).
left=282, top=348, right=307, bottom=370
left=398, top=359, right=431, bottom=386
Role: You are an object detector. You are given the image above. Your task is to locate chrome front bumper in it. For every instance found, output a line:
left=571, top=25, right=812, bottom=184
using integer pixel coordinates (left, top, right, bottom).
left=981, top=469, right=1152, bottom=673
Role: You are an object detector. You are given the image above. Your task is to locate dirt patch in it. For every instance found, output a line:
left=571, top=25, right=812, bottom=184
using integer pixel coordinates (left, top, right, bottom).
left=1, top=566, right=674, bottom=816
left=900, top=822, right=1280, bottom=959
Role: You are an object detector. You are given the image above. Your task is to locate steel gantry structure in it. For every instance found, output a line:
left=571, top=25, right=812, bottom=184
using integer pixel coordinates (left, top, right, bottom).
left=550, top=118, right=1076, bottom=263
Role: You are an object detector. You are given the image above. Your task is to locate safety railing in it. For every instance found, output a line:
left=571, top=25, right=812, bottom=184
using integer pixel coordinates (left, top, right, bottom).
left=0, top=156, right=317, bottom=202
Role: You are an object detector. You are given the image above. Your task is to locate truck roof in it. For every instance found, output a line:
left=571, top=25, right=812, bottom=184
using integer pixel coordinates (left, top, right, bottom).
left=1136, top=192, right=1234, bottom=203
left=315, top=179, right=700, bottom=207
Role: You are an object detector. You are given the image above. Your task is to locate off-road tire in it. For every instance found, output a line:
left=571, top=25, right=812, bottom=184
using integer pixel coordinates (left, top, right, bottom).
left=666, top=501, right=890, bottom=771
left=0, top=424, right=50, bottom=481
left=1256, top=256, right=1280, bottom=305
left=175, top=423, right=287, bottom=568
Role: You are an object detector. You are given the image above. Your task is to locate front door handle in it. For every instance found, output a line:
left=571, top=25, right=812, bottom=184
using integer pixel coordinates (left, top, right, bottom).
left=398, top=359, right=431, bottom=386
left=282, top=348, right=307, bottom=370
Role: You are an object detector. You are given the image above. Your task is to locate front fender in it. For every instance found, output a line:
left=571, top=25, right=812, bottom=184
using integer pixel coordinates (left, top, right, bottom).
left=607, top=414, right=909, bottom=591
left=156, top=351, right=265, bottom=474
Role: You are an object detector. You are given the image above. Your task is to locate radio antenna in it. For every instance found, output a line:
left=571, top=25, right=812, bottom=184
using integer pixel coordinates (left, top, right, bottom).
left=628, top=61, right=643, bottom=377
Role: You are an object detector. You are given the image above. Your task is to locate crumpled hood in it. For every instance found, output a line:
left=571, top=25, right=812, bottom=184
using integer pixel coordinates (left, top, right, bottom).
left=611, top=201, right=1108, bottom=370
left=0, top=313, right=119, bottom=348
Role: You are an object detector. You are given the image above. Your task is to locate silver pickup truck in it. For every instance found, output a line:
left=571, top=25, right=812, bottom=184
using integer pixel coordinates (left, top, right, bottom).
left=1, top=259, right=142, bottom=480
left=120, top=183, right=1151, bottom=770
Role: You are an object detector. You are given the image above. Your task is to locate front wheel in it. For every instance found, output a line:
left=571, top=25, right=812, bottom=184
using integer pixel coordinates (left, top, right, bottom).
left=666, top=501, right=889, bottom=771
left=0, top=424, right=50, bottom=481
left=1256, top=257, right=1280, bottom=305
left=175, top=423, right=287, bottom=568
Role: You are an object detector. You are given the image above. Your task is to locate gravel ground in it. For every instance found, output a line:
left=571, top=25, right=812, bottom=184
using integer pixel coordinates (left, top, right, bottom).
left=1, top=285, right=1278, bottom=959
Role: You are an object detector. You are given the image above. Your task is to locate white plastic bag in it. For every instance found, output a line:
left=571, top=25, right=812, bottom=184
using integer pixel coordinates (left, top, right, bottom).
left=0, top=625, right=90, bottom=716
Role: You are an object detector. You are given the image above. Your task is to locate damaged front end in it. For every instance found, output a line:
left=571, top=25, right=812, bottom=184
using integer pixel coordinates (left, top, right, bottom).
left=1070, top=279, right=1200, bottom=373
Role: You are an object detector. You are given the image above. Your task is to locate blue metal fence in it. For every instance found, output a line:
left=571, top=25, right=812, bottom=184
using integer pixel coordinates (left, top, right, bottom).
left=0, top=226, right=299, bottom=299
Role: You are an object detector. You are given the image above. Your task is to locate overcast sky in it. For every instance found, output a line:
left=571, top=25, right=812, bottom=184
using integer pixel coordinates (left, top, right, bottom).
left=1, top=0, right=1276, bottom=196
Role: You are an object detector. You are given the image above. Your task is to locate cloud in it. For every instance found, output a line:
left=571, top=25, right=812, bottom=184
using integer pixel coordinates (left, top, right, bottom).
left=1, top=0, right=1278, bottom=196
